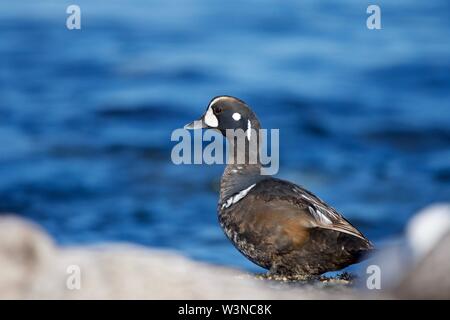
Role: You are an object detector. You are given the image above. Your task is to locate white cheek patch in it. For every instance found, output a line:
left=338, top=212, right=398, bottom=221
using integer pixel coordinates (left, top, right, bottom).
left=204, top=107, right=218, bottom=127
left=232, top=113, right=241, bottom=121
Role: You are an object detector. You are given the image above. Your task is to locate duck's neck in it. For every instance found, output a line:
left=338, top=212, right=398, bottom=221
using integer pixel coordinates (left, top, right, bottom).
left=219, top=128, right=264, bottom=202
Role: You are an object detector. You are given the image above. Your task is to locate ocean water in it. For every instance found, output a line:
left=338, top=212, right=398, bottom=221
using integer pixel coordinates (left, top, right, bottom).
left=0, top=0, right=449, bottom=272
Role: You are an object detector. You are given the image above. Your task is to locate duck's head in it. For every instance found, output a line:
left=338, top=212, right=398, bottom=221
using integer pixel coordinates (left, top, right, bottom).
left=184, top=96, right=260, bottom=136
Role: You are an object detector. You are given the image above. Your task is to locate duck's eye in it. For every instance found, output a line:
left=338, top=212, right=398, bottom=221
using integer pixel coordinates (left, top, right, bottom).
left=214, top=107, right=223, bottom=114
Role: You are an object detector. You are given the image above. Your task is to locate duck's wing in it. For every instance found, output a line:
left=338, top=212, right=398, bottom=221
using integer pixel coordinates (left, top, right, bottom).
left=250, top=178, right=369, bottom=241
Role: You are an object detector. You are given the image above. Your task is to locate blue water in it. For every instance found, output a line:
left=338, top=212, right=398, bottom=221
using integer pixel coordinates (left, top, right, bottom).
left=0, top=1, right=449, bottom=272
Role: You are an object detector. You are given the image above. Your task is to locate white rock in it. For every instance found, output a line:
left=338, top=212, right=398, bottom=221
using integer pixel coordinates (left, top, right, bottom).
left=407, top=203, right=450, bottom=259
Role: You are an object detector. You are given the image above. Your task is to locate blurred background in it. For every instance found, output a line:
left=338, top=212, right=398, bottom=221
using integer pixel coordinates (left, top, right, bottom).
left=0, top=0, right=449, bottom=273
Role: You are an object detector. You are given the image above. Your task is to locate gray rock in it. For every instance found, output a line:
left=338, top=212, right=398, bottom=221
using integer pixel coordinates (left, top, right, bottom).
left=395, top=231, right=450, bottom=299
left=1, top=213, right=447, bottom=299
left=0, top=215, right=358, bottom=299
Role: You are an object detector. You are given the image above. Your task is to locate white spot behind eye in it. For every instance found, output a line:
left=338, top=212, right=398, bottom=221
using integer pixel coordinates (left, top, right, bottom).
left=232, top=113, right=241, bottom=121
left=204, top=107, right=218, bottom=127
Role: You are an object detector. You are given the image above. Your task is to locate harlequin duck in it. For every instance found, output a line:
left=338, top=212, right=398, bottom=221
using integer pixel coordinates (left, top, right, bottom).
left=185, top=96, right=374, bottom=276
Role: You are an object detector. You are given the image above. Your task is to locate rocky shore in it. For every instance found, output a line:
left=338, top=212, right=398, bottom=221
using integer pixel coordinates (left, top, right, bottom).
left=0, top=207, right=449, bottom=299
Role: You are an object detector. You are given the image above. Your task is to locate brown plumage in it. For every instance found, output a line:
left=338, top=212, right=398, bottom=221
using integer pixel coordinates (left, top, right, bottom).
left=219, top=178, right=373, bottom=275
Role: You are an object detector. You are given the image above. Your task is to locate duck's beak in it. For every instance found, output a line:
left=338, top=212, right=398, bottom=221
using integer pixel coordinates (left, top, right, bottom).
left=184, top=117, right=207, bottom=130
left=185, top=106, right=219, bottom=130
